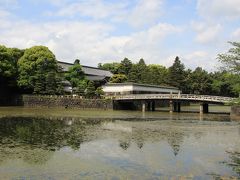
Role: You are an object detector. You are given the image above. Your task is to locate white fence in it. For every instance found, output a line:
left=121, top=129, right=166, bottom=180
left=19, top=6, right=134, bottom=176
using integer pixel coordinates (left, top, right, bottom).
left=109, top=94, right=235, bottom=103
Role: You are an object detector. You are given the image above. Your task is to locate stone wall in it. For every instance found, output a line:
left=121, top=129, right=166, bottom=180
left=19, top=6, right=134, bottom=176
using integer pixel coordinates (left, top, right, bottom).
left=19, top=95, right=113, bottom=109
left=231, top=105, right=240, bottom=117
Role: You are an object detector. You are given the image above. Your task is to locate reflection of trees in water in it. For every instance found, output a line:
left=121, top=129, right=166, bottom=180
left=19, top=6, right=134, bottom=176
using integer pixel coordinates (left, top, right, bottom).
left=208, top=151, right=240, bottom=179
left=0, top=116, right=102, bottom=164
left=166, top=131, right=184, bottom=156
left=115, top=124, right=189, bottom=156
left=119, top=140, right=131, bottom=150
left=0, top=147, right=54, bottom=165
left=224, top=151, right=240, bottom=177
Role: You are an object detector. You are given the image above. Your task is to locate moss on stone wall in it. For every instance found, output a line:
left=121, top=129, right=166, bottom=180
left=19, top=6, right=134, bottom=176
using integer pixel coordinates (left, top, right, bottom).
left=21, top=95, right=113, bottom=109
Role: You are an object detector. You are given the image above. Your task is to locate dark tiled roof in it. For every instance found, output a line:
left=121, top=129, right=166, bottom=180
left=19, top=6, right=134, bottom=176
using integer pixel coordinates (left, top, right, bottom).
left=86, top=75, right=107, bottom=81
left=58, top=61, right=113, bottom=77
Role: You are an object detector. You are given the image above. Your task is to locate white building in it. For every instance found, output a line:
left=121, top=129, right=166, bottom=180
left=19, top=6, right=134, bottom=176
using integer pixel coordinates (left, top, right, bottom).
left=102, top=83, right=180, bottom=95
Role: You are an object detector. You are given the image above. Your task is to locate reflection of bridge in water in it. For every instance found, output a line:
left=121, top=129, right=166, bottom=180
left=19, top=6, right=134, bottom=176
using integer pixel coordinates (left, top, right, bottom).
left=111, top=94, right=235, bottom=113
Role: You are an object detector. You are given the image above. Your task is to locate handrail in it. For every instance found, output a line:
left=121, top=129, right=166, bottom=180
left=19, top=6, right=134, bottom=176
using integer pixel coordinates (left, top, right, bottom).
left=108, top=94, right=235, bottom=103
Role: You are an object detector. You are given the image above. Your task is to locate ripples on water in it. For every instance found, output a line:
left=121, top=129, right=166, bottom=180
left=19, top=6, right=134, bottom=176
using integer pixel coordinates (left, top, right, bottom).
left=0, top=109, right=239, bottom=179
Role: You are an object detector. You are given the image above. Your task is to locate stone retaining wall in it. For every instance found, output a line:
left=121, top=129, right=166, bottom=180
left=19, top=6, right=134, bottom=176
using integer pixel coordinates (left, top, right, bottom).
left=231, top=105, right=240, bottom=117
left=19, top=95, right=113, bottom=109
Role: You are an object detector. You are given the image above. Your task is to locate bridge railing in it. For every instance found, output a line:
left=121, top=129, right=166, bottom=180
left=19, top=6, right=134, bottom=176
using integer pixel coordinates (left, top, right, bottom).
left=107, top=94, right=235, bottom=103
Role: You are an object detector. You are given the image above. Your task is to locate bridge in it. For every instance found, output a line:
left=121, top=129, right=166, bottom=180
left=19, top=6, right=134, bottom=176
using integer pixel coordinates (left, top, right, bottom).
left=110, top=94, right=235, bottom=113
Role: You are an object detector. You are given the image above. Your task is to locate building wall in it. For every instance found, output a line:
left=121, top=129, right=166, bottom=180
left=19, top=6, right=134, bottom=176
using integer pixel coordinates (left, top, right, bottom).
left=132, top=85, right=180, bottom=94
left=102, top=84, right=180, bottom=95
left=103, top=85, right=133, bottom=95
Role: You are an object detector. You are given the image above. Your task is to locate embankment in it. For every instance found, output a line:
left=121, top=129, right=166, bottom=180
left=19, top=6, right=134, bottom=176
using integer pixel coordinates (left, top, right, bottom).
left=1, top=95, right=113, bottom=109
left=231, top=106, right=240, bottom=119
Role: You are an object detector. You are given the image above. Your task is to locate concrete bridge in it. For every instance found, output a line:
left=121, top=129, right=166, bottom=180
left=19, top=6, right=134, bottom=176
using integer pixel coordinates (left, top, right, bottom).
left=110, top=94, right=235, bottom=113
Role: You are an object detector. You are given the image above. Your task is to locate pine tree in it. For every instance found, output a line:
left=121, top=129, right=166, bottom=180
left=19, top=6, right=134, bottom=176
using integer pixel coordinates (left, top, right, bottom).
left=85, top=81, right=96, bottom=98
left=168, top=56, right=186, bottom=91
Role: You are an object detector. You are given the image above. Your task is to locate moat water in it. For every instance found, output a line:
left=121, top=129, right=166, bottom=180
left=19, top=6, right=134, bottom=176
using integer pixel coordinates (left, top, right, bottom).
left=0, top=107, right=239, bottom=179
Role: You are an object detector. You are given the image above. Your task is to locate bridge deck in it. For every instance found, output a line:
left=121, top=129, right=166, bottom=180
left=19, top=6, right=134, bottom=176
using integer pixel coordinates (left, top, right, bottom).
left=109, top=94, right=235, bottom=104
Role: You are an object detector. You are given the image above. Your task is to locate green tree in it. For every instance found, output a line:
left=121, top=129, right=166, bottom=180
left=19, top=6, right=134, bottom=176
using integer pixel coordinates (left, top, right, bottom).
left=0, top=45, right=23, bottom=89
left=17, top=46, right=60, bottom=94
left=189, top=67, right=212, bottom=95
left=210, top=71, right=235, bottom=97
left=145, top=64, right=169, bottom=85
left=95, top=87, right=104, bottom=98
left=45, top=71, right=57, bottom=95
left=128, top=58, right=148, bottom=83
left=217, top=42, right=240, bottom=97
left=168, top=56, right=186, bottom=92
left=75, top=80, right=88, bottom=96
left=33, top=71, right=45, bottom=94
left=110, top=74, right=128, bottom=83
left=65, top=60, right=85, bottom=88
left=85, top=81, right=96, bottom=98
left=218, top=42, right=240, bottom=74
left=118, top=58, right=132, bottom=76
left=98, top=62, right=120, bottom=74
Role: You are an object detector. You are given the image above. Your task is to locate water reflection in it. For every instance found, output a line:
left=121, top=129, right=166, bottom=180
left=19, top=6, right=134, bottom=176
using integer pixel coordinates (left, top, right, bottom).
left=224, top=151, right=240, bottom=177
left=0, top=115, right=239, bottom=179
left=0, top=116, right=102, bottom=165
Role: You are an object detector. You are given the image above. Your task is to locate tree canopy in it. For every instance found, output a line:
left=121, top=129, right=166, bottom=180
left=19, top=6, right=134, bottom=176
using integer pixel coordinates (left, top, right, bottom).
left=1, top=43, right=240, bottom=98
left=0, top=45, right=24, bottom=89
left=218, top=42, right=240, bottom=74
left=17, top=46, right=63, bottom=94
left=65, top=59, right=85, bottom=88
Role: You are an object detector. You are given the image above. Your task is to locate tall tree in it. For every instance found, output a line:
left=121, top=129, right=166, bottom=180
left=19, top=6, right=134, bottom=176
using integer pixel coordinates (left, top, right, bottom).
left=189, top=67, right=212, bottom=95
left=145, top=64, right=169, bottom=85
left=168, top=56, right=186, bottom=91
left=0, top=45, right=23, bottom=89
left=118, top=58, right=132, bottom=76
left=75, top=80, right=88, bottom=96
left=211, top=71, right=236, bottom=97
left=128, top=58, right=148, bottom=83
left=17, top=46, right=60, bottom=94
left=218, top=42, right=240, bottom=74
left=65, top=60, right=85, bottom=88
left=98, top=62, right=120, bottom=74
left=85, top=81, right=96, bottom=98
left=218, top=42, right=240, bottom=97
left=110, top=74, right=128, bottom=83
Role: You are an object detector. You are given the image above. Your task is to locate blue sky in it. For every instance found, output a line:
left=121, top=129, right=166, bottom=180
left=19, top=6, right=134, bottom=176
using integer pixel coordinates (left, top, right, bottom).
left=0, top=0, right=239, bottom=71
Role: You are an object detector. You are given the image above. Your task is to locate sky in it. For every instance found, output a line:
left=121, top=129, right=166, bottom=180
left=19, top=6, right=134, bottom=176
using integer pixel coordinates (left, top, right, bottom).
left=0, top=0, right=239, bottom=71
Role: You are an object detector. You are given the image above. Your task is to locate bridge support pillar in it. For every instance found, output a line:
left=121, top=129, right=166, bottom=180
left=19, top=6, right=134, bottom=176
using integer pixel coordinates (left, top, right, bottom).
left=169, top=100, right=173, bottom=113
left=147, top=102, right=151, bottom=111
left=142, top=101, right=146, bottom=112
left=200, top=103, right=209, bottom=114
left=174, top=102, right=181, bottom=112
left=151, top=101, right=155, bottom=111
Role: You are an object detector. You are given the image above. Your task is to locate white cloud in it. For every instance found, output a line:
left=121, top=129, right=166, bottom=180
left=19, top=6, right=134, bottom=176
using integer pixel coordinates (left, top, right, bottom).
left=0, top=0, right=18, bottom=7
left=50, top=0, right=164, bottom=28
left=231, top=28, right=240, bottom=39
left=127, top=0, right=164, bottom=27
left=191, top=21, right=222, bottom=44
left=0, top=0, right=234, bottom=72
left=197, top=0, right=240, bottom=21
left=162, top=51, right=220, bottom=72
left=182, top=51, right=218, bottom=71
left=0, top=9, right=10, bottom=17
left=0, top=10, right=182, bottom=67
left=52, top=0, right=127, bottom=20
left=185, top=51, right=208, bottom=60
